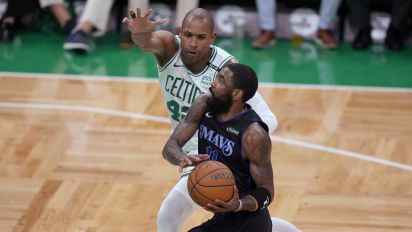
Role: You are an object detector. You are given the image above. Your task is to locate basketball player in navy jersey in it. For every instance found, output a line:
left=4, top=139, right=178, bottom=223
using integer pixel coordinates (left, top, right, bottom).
left=124, top=7, right=300, bottom=232
left=163, top=63, right=278, bottom=231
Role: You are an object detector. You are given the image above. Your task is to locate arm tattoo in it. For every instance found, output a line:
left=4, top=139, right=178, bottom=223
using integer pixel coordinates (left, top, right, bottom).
left=242, top=123, right=274, bottom=205
left=183, top=94, right=209, bottom=124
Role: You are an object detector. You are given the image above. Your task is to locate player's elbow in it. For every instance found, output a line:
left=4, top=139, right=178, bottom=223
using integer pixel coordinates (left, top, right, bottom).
left=161, top=142, right=169, bottom=161
left=137, top=44, right=152, bottom=53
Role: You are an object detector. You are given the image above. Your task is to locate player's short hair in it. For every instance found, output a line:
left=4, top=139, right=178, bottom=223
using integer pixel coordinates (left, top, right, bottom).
left=182, top=8, right=214, bottom=32
left=226, top=63, right=258, bottom=103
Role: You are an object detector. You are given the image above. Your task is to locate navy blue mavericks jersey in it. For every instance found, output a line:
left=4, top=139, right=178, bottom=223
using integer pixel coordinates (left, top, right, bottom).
left=198, top=104, right=269, bottom=195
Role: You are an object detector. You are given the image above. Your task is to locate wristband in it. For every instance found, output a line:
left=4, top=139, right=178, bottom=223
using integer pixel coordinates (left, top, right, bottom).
left=249, top=187, right=271, bottom=210
left=234, top=199, right=243, bottom=212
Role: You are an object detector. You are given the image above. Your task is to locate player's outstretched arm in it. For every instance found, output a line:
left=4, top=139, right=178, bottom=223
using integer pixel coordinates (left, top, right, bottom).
left=241, top=122, right=274, bottom=211
left=122, top=7, right=178, bottom=65
left=162, top=94, right=210, bottom=169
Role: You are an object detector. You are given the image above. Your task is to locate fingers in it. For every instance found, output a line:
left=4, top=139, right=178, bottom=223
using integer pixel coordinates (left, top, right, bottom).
left=199, top=154, right=210, bottom=161
left=143, top=9, right=153, bottom=19
left=152, top=19, right=168, bottom=27
left=204, top=203, right=220, bottom=212
left=130, top=11, right=136, bottom=19
left=135, top=7, right=142, bottom=17
left=122, top=17, right=129, bottom=23
left=179, top=157, right=192, bottom=172
left=234, top=185, right=239, bottom=198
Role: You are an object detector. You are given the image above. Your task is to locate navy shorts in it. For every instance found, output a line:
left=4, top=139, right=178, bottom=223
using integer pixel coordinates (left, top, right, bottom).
left=188, top=208, right=272, bottom=232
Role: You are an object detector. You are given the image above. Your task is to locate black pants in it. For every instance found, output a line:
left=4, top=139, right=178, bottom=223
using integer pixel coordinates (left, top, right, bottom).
left=2, top=0, right=38, bottom=19
left=346, top=0, right=412, bottom=31
left=188, top=208, right=272, bottom=232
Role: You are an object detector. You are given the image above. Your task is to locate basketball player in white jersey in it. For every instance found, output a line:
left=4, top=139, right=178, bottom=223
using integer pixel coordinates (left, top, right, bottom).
left=123, top=7, right=300, bottom=232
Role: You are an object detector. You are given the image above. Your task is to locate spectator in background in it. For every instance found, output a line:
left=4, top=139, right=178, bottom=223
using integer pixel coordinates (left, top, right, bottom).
left=314, top=0, right=342, bottom=49
left=39, top=0, right=76, bottom=34
left=347, top=0, right=412, bottom=51
left=0, top=0, right=37, bottom=42
left=252, top=0, right=277, bottom=48
left=175, top=0, right=199, bottom=31
left=120, top=0, right=200, bottom=48
left=64, top=0, right=148, bottom=53
left=65, top=0, right=199, bottom=53
left=0, top=0, right=74, bottom=42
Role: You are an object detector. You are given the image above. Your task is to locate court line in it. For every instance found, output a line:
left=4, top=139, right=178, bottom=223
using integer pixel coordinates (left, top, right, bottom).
left=1, top=71, right=411, bottom=93
left=0, top=102, right=170, bottom=123
left=270, top=136, right=412, bottom=172
left=1, top=101, right=411, bottom=172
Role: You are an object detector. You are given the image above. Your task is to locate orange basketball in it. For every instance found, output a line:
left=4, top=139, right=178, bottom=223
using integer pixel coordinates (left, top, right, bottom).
left=187, top=160, right=235, bottom=207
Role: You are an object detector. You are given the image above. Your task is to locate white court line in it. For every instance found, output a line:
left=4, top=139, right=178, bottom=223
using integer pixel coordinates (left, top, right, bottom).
left=1, top=71, right=412, bottom=93
left=0, top=102, right=170, bottom=123
left=270, top=136, right=412, bottom=172
left=1, top=101, right=412, bottom=172
left=0, top=71, right=159, bottom=83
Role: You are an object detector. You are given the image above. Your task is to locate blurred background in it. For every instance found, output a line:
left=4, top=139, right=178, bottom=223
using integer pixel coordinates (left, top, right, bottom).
left=1, top=0, right=412, bottom=87
left=1, top=1, right=412, bottom=232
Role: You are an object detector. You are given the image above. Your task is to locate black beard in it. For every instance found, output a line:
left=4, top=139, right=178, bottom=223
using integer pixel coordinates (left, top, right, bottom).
left=207, top=90, right=232, bottom=114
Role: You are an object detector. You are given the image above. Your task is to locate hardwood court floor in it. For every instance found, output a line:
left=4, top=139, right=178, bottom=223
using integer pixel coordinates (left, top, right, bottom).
left=1, top=74, right=412, bottom=232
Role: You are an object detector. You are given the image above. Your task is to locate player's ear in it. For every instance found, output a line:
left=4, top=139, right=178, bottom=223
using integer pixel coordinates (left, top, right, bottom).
left=178, top=26, right=184, bottom=39
left=210, top=31, right=217, bottom=43
left=233, top=89, right=244, bottom=101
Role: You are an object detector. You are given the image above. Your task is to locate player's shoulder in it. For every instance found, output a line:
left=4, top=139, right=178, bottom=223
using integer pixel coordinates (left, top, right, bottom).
left=243, top=122, right=270, bottom=145
left=213, top=44, right=232, bottom=57
left=211, top=44, right=234, bottom=65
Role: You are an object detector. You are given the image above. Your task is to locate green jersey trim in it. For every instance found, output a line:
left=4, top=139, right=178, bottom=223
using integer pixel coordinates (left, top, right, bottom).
left=219, top=55, right=234, bottom=69
left=157, top=47, right=181, bottom=72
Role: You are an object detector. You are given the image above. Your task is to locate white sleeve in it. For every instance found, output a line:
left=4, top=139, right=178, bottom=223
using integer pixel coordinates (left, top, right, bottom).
left=246, top=91, right=278, bottom=134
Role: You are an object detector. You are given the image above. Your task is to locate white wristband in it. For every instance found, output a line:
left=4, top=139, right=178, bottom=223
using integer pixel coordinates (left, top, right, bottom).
left=234, top=199, right=243, bottom=212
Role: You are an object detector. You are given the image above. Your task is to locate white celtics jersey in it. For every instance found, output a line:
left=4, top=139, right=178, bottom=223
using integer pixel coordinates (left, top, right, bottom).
left=158, top=37, right=234, bottom=156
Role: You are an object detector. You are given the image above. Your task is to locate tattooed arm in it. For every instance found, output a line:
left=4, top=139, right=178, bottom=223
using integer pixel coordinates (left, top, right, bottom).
left=204, top=122, right=274, bottom=213
left=162, top=94, right=211, bottom=170
left=240, top=122, right=274, bottom=211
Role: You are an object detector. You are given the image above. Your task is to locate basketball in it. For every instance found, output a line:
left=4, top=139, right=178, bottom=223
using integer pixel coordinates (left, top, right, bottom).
left=187, top=160, right=235, bottom=207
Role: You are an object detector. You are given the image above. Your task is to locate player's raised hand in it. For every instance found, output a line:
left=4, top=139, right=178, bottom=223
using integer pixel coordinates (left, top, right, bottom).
left=122, top=8, right=167, bottom=34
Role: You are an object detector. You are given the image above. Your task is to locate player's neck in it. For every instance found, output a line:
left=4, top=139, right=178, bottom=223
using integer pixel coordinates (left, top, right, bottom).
left=218, top=103, right=245, bottom=121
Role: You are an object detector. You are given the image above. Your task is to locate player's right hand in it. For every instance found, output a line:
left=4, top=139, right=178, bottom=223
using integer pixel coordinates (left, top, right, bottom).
left=122, top=8, right=168, bottom=34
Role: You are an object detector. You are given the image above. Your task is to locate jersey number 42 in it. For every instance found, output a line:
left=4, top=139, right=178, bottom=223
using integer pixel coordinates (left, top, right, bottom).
left=167, top=100, right=189, bottom=122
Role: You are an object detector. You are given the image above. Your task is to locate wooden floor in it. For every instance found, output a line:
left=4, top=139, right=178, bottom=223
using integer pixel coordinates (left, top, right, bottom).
left=1, top=74, right=412, bottom=232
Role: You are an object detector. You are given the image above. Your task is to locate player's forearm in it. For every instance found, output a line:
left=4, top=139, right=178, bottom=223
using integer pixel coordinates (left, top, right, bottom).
left=131, top=31, right=154, bottom=52
left=162, top=139, right=186, bottom=165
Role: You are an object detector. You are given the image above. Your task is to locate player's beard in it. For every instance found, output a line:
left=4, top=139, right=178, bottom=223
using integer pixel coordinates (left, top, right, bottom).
left=207, top=88, right=233, bottom=114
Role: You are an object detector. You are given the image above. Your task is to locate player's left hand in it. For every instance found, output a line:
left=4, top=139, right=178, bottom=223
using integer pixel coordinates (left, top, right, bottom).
left=179, top=154, right=209, bottom=172
left=203, top=185, right=240, bottom=213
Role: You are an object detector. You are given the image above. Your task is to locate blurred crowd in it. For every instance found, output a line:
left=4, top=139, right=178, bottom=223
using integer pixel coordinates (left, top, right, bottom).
left=1, top=0, right=411, bottom=53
